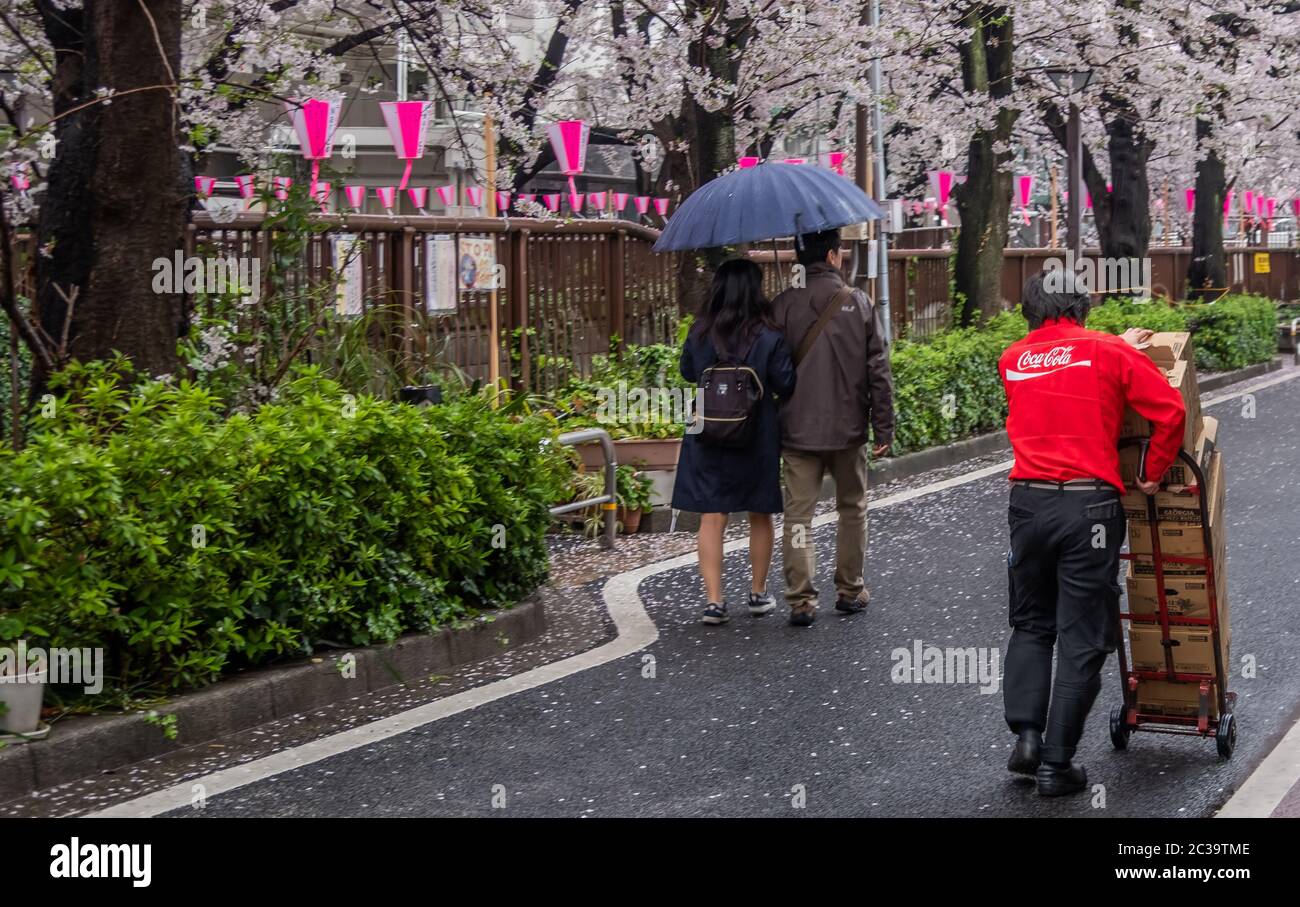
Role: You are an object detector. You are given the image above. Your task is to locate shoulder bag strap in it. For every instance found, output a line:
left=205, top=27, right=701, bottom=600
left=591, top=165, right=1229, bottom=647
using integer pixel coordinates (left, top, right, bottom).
left=793, top=286, right=854, bottom=367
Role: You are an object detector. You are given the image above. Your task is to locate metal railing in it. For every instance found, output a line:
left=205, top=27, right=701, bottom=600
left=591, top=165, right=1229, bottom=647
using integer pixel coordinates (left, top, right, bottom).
left=549, top=428, right=618, bottom=549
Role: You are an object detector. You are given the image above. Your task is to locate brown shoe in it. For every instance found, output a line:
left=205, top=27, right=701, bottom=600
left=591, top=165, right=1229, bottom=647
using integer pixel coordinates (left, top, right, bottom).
left=789, top=603, right=817, bottom=627
left=835, top=590, right=870, bottom=615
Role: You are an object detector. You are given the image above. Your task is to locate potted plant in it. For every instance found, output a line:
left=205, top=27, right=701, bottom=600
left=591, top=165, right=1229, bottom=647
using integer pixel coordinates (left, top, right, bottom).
left=0, top=643, right=48, bottom=741
left=615, top=466, right=654, bottom=535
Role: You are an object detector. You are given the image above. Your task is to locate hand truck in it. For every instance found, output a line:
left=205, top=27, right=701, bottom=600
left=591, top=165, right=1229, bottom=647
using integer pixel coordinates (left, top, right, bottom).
left=1110, top=440, right=1236, bottom=759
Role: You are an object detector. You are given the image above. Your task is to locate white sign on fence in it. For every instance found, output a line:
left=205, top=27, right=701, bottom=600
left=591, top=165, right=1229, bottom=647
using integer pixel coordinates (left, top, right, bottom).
left=425, top=234, right=458, bottom=313
left=331, top=233, right=364, bottom=317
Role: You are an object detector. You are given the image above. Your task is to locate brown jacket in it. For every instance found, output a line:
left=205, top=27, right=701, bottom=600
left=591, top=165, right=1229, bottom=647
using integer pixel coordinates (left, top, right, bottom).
left=772, top=262, right=894, bottom=451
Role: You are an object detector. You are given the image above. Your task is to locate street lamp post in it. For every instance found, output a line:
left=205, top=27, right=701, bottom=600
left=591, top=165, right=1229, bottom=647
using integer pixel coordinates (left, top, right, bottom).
left=1044, top=68, right=1094, bottom=262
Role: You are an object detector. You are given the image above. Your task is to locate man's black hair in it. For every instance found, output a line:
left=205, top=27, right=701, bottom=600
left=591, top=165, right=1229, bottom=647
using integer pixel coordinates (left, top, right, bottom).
left=1021, top=269, right=1092, bottom=329
left=794, top=228, right=841, bottom=267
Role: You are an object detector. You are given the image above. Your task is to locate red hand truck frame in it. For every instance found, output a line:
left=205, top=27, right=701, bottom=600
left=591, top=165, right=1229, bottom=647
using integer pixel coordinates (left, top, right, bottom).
left=1110, top=439, right=1237, bottom=759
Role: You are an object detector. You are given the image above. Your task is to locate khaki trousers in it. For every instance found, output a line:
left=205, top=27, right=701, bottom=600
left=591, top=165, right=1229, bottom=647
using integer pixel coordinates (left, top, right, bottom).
left=781, top=445, right=870, bottom=608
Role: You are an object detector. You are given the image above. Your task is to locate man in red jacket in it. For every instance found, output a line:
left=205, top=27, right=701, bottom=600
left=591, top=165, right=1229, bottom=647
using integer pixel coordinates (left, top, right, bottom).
left=999, top=270, right=1185, bottom=797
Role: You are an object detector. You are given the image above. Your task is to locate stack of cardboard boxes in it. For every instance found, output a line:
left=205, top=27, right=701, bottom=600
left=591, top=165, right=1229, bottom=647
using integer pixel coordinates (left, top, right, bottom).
left=1116, top=332, right=1229, bottom=720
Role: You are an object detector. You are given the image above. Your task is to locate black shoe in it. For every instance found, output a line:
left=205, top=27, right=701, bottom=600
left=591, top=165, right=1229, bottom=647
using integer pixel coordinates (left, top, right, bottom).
left=834, top=595, right=869, bottom=615
left=748, top=591, right=776, bottom=616
left=1036, top=761, right=1088, bottom=797
left=1007, top=729, right=1042, bottom=776
left=788, top=605, right=817, bottom=627
left=701, top=603, right=729, bottom=626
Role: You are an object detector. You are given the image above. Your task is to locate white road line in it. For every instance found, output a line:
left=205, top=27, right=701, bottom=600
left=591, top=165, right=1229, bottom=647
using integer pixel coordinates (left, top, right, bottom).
left=92, top=366, right=1300, bottom=818
left=1217, top=717, right=1300, bottom=818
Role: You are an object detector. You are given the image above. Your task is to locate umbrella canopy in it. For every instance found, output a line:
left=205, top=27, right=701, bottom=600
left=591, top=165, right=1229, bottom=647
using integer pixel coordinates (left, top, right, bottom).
left=652, top=162, right=885, bottom=252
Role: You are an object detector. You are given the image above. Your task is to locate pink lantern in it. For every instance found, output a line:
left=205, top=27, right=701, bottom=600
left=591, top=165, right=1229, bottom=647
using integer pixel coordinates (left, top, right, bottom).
left=1243, top=190, right=1255, bottom=214
left=1016, top=174, right=1034, bottom=224
left=434, top=185, right=456, bottom=208
left=518, top=194, right=537, bottom=208
left=379, top=100, right=430, bottom=190
left=589, top=190, right=608, bottom=211
left=1086, top=192, right=1093, bottom=211
left=1266, top=197, right=1277, bottom=219
left=375, top=186, right=397, bottom=211
left=612, top=192, right=630, bottom=211
left=284, top=98, right=341, bottom=199
left=737, top=156, right=760, bottom=169
left=827, top=151, right=847, bottom=176
left=568, top=192, right=584, bottom=212
left=543, top=193, right=561, bottom=212
left=1223, top=190, right=1234, bottom=215
left=653, top=197, right=670, bottom=216
left=545, top=119, right=590, bottom=197
left=408, top=187, right=429, bottom=211
left=1292, top=198, right=1300, bottom=219
left=273, top=176, right=292, bottom=201
left=9, top=164, right=30, bottom=193
left=926, top=170, right=954, bottom=224
left=783, top=157, right=805, bottom=165
left=313, top=182, right=332, bottom=211
left=233, top=174, right=256, bottom=200
left=495, top=191, right=511, bottom=212
left=465, top=186, right=484, bottom=208
left=634, top=196, right=651, bottom=215
left=194, top=176, right=216, bottom=198
left=344, top=185, right=366, bottom=210
left=1184, top=188, right=1195, bottom=213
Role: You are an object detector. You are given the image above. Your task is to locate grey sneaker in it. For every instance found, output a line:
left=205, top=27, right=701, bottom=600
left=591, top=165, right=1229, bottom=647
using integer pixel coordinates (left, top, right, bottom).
left=701, top=603, right=729, bottom=625
left=748, top=591, right=777, bottom=616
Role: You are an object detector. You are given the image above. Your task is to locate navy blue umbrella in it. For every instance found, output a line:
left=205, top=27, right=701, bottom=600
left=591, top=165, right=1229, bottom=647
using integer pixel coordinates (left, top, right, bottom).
left=652, top=162, right=885, bottom=252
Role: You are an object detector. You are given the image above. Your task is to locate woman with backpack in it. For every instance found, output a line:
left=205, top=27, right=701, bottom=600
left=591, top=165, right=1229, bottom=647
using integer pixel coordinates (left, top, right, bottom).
left=672, top=258, right=797, bottom=625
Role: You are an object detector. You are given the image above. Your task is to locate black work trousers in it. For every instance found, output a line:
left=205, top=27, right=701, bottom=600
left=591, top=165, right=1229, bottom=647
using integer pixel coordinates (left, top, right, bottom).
left=1003, top=484, right=1125, bottom=765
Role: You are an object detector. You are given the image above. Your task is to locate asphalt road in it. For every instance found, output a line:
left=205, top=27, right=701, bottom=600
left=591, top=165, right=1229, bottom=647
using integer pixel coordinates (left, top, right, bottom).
left=174, top=371, right=1300, bottom=818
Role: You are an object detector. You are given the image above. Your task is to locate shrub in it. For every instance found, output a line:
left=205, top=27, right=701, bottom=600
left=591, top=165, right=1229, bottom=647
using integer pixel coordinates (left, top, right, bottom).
left=1088, top=293, right=1276, bottom=372
left=0, top=359, right=569, bottom=696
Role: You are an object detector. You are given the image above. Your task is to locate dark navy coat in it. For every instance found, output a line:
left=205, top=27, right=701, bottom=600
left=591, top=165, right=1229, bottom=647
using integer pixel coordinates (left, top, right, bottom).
left=671, top=326, right=797, bottom=514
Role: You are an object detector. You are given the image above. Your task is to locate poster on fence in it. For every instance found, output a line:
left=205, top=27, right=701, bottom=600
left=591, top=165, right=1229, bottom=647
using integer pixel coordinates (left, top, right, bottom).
left=457, top=235, right=498, bottom=291
left=331, top=233, right=364, bottom=317
left=424, top=234, right=458, bottom=314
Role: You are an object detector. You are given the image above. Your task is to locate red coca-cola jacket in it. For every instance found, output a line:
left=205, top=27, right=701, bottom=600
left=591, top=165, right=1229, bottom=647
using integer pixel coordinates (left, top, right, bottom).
left=998, top=319, right=1186, bottom=492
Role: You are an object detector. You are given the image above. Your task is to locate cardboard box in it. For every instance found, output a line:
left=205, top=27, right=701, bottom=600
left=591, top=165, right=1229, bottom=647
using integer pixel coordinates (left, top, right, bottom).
left=1120, top=416, right=1217, bottom=487
left=1128, top=624, right=1228, bottom=677
left=1125, top=567, right=1225, bottom=618
left=1120, top=358, right=1200, bottom=451
left=1140, top=332, right=1191, bottom=371
left=1127, top=449, right=1224, bottom=556
left=1122, top=451, right=1223, bottom=524
left=1135, top=679, right=1219, bottom=720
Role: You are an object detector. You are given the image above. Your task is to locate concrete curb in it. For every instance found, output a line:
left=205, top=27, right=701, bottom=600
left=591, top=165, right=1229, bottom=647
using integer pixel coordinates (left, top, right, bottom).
left=658, top=357, right=1279, bottom=533
left=0, top=591, right=549, bottom=804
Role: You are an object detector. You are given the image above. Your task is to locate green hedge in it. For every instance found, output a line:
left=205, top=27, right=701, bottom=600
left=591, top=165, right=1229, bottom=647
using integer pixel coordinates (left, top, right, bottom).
left=0, top=360, right=569, bottom=695
left=890, top=295, right=1278, bottom=454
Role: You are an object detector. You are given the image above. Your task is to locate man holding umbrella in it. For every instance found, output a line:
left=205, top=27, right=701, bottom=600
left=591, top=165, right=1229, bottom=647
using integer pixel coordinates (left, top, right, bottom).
left=773, top=229, right=893, bottom=627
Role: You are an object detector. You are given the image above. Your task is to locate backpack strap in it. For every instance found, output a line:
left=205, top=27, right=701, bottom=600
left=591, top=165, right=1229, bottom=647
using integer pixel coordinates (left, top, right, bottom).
left=793, top=286, right=854, bottom=367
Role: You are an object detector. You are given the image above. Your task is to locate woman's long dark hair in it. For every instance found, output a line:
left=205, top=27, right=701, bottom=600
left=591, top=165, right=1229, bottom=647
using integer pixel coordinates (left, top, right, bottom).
left=690, top=258, right=775, bottom=355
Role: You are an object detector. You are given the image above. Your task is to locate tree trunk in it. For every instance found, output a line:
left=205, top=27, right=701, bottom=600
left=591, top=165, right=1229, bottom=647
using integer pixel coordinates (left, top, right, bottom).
left=34, top=0, right=187, bottom=390
left=952, top=5, right=1017, bottom=326
left=1093, top=92, right=1153, bottom=262
left=1187, top=118, right=1227, bottom=301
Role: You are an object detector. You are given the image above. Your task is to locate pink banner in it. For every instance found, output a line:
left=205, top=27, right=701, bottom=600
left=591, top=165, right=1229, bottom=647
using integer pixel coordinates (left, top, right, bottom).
left=546, top=120, right=589, bottom=176
left=737, top=156, right=760, bottom=169
left=376, top=186, right=397, bottom=210
left=465, top=186, right=484, bottom=208
left=495, top=191, right=511, bottom=212
left=313, top=182, right=332, bottom=210
left=543, top=194, right=561, bottom=212
left=194, top=176, right=216, bottom=198
left=828, top=151, right=847, bottom=176
left=1223, top=190, right=1234, bottom=215
left=408, top=187, right=429, bottom=210
left=653, top=197, right=669, bottom=216
left=1017, top=174, right=1034, bottom=224
left=434, top=185, right=455, bottom=208
left=233, top=174, right=256, bottom=199
left=568, top=192, right=584, bottom=212
left=634, top=196, right=651, bottom=214
left=273, top=177, right=292, bottom=201
left=1243, top=190, right=1255, bottom=214
left=612, top=192, right=629, bottom=211
left=588, top=191, right=607, bottom=210
left=344, top=185, right=366, bottom=209
left=1184, top=188, right=1195, bottom=213
left=926, top=170, right=954, bottom=224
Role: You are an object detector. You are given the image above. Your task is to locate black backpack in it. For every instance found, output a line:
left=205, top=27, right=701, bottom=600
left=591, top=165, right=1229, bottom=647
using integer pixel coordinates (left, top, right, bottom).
left=693, top=333, right=764, bottom=447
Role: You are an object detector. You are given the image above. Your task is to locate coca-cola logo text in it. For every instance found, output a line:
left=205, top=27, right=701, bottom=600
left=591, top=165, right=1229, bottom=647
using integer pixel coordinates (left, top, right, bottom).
left=1016, top=345, right=1075, bottom=371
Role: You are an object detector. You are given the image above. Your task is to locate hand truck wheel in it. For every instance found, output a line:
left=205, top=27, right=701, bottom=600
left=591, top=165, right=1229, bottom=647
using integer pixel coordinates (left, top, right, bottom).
left=1216, top=712, right=1236, bottom=760
left=1109, top=705, right=1131, bottom=751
